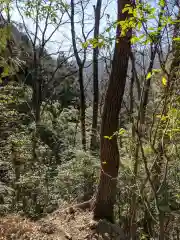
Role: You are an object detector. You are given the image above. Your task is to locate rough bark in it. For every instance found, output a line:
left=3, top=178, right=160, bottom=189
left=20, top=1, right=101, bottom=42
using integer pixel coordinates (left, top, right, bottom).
left=78, top=66, right=86, bottom=150
left=90, top=0, right=102, bottom=152
left=93, top=0, right=132, bottom=222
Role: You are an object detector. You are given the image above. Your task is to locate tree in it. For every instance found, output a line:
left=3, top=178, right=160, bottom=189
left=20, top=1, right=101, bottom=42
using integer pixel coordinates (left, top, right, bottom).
left=68, top=0, right=93, bottom=151
left=90, top=0, right=102, bottom=152
left=14, top=0, right=74, bottom=165
left=15, top=0, right=68, bottom=123
left=93, top=0, right=132, bottom=222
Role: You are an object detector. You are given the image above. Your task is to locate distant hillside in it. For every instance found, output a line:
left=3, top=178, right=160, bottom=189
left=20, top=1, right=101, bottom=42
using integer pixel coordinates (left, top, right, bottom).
left=80, top=49, right=160, bottom=105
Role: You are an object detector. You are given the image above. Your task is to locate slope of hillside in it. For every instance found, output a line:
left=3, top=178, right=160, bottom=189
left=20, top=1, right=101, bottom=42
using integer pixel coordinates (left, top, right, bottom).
left=0, top=203, right=126, bottom=240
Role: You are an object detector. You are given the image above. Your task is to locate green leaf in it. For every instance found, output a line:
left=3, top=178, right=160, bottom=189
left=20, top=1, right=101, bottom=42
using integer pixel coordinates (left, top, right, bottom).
left=119, top=128, right=126, bottom=135
left=173, top=37, right=180, bottom=41
left=1, top=67, right=9, bottom=78
left=131, top=36, right=139, bottom=44
left=146, top=72, right=152, bottom=80
left=82, top=41, right=89, bottom=49
left=148, top=27, right=155, bottom=31
left=162, top=76, right=167, bottom=86
left=104, top=136, right=111, bottom=140
left=122, top=5, right=133, bottom=14
left=144, top=38, right=152, bottom=45
left=131, top=34, right=145, bottom=44
left=159, top=0, right=165, bottom=7
left=106, top=27, right=111, bottom=33
left=137, top=22, right=142, bottom=30
left=152, top=69, right=161, bottom=74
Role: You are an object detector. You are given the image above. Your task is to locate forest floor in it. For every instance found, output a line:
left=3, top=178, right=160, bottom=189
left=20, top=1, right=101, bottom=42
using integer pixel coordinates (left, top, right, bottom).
left=0, top=203, right=125, bottom=240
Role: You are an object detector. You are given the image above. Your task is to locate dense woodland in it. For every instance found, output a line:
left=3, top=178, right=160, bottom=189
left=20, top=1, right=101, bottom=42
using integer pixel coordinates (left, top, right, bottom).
left=0, top=0, right=180, bottom=239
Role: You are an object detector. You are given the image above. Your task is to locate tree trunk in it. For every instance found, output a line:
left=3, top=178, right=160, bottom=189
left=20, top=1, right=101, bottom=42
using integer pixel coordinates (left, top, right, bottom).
left=90, top=0, right=102, bottom=152
left=79, top=66, right=86, bottom=151
left=70, top=0, right=86, bottom=151
left=93, top=0, right=132, bottom=222
left=32, top=51, right=42, bottom=124
left=140, top=48, right=156, bottom=124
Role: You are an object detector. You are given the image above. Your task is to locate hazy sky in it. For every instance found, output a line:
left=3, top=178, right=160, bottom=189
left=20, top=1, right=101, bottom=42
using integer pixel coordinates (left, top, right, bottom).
left=11, top=0, right=116, bottom=57
left=10, top=0, right=173, bottom=60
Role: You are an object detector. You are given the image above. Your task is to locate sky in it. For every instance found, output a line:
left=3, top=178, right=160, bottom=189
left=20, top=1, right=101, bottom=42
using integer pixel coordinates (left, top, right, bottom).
left=10, top=0, right=117, bottom=58
left=9, top=0, right=175, bottom=62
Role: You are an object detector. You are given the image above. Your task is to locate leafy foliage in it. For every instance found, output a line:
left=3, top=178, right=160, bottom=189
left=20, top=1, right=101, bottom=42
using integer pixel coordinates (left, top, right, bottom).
left=0, top=0, right=180, bottom=239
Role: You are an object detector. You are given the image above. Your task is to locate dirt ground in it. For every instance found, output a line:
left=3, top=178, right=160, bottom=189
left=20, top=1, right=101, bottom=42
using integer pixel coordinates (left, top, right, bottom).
left=0, top=204, right=126, bottom=240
